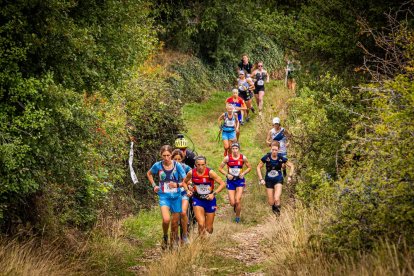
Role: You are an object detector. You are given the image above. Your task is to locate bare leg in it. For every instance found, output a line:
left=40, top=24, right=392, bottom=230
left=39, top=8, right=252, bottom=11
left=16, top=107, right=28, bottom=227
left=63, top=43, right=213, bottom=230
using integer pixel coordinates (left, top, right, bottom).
left=170, top=212, right=180, bottom=244
left=181, top=199, right=189, bottom=238
left=160, top=206, right=171, bottom=235
left=266, top=188, right=275, bottom=206
left=273, top=184, right=283, bottom=206
left=193, top=206, right=206, bottom=235
left=235, top=187, right=244, bottom=217
left=258, top=91, right=265, bottom=112
left=205, top=212, right=216, bottom=234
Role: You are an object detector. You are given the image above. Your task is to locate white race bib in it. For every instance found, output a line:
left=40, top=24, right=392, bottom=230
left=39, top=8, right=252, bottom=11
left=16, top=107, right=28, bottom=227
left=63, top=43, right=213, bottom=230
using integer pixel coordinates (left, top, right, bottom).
left=163, top=182, right=178, bottom=193
left=226, top=120, right=235, bottom=127
left=229, top=168, right=241, bottom=176
left=239, top=85, right=246, bottom=91
left=195, top=184, right=211, bottom=195
left=267, top=170, right=279, bottom=177
left=257, top=80, right=264, bottom=86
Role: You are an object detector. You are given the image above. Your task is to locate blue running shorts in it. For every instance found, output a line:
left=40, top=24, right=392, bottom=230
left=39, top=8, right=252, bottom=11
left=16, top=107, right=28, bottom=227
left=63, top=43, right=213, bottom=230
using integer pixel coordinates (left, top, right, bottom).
left=192, top=197, right=217, bottom=213
left=226, top=178, right=245, bottom=190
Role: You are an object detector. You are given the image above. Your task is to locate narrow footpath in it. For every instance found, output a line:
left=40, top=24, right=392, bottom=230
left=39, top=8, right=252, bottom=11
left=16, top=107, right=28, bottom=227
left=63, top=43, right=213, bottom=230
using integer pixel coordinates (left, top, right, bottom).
left=131, top=81, right=295, bottom=275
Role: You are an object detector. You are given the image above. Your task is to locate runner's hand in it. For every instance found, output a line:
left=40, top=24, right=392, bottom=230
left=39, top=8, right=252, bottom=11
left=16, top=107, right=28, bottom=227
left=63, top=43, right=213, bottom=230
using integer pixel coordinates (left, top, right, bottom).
left=259, top=179, right=265, bottom=185
left=227, top=174, right=234, bottom=180
left=154, top=186, right=160, bottom=193
left=207, top=193, right=215, bottom=200
left=287, top=176, right=292, bottom=184
left=239, top=173, right=244, bottom=179
left=186, top=190, right=193, bottom=197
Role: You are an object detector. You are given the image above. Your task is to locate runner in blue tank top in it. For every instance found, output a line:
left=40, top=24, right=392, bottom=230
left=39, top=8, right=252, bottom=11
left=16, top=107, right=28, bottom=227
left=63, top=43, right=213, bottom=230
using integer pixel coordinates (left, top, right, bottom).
left=218, top=104, right=240, bottom=156
left=146, top=145, right=186, bottom=249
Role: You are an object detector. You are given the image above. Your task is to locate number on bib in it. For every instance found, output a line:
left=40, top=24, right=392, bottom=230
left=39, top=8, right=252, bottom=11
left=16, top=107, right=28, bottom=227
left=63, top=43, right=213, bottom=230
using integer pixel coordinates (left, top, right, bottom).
left=163, top=182, right=178, bottom=193
left=195, top=184, right=210, bottom=195
left=229, top=168, right=241, bottom=176
left=257, top=80, right=264, bottom=86
left=267, top=170, right=279, bottom=177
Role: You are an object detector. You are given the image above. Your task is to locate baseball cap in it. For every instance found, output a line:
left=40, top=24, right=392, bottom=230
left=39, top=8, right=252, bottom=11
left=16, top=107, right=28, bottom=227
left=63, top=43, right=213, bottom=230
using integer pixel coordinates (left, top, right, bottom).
left=272, top=117, right=281, bottom=124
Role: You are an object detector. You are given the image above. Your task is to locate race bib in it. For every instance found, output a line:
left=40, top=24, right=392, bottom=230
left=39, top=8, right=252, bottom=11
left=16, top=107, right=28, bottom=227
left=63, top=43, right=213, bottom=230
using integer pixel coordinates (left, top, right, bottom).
left=163, top=182, right=178, bottom=193
left=239, top=85, right=247, bottom=91
left=257, top=80, right=264, bottom=86
left=267, top=170, right=279, bottom=177
left=195, top=184, right=211, bottom=195
left=229, top=168, right=241, bottom=176
left=227, top=120, right=235, bottom=127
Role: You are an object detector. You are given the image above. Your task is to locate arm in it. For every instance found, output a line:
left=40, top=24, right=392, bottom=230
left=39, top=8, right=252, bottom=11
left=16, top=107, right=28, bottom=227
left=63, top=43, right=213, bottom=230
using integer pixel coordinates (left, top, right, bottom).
left=182, top=170, right=193, bottom=196
left=235, top=116, right=240, bottom=133
left=266, top=130, right=272, bottom=146
left=218, top=157, right=230, bottom=179
left=218, top=113, right=224, bottom=125
left=247, top=78, right=255, bottom=91
left=146, top=170, right=159, bottom=193
left=285, top=160, right=295, bottom=184
left=208, top=170, right=226, bottom=200
left=257, top=161, right=266, bottom=185
left=266, top=70, right=270, bottom=82
left=240, top=156, right=252, bottom=178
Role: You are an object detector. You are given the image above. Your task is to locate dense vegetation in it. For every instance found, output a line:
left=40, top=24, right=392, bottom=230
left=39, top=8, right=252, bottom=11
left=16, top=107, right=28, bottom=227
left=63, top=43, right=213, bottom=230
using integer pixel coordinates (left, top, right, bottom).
left=1, top=0, right=413, bottom=264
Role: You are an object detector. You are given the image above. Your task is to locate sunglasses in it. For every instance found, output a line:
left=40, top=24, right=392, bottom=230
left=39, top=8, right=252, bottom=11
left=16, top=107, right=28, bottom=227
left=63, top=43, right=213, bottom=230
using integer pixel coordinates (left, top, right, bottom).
left=258, top=65, right=263, bottom=67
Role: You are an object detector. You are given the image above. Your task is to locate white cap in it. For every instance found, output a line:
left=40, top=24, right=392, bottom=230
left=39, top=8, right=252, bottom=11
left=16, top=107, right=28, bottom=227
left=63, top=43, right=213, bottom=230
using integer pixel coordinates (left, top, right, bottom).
left=272, top=117, right=281, bottom=124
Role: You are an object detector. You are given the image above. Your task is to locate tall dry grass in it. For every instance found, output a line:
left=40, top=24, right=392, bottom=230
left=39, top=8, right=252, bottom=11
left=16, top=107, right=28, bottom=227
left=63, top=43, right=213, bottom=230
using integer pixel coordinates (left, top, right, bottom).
left=260, top=203, right=414, bottom=276
left=0, top=238, right=79, bottom=276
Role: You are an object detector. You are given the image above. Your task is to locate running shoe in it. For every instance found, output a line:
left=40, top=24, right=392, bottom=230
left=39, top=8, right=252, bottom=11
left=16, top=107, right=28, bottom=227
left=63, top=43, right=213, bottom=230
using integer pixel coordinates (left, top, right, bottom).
left=251, top=107, right=255, bottom=113
left=161, top=235, right=168, bottom=250
left=240, top=121, right=245, bottom=126
left=259, top=111, right=262, bottom=116
left=235, top=217, right=241, bottom=223
left=246, top=116, right=250, bottom=122
left=182, top=236, right=190, bottom=245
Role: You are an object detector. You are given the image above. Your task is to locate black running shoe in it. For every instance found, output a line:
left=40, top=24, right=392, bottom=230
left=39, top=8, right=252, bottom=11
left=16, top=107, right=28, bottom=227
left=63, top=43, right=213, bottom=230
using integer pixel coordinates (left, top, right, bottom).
left=161, top=235, right=168, bottom=250
left=251, top=107, right=255, bottom=113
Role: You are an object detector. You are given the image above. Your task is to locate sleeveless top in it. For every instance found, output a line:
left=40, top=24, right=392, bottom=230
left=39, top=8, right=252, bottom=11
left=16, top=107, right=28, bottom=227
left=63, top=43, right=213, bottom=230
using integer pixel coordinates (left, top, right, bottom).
left=271, top=127, right=287, bottom=154
left=255, top=71, right=267, bottom=87
left=222, top=112, right=236, bottom=132
left=192, top=168, right=214, bottom=197
left=227, top=154, right=244, bottom=177
left=238, top=78, right=250, bottom=93
left=157, top=161, right=181, bottom=196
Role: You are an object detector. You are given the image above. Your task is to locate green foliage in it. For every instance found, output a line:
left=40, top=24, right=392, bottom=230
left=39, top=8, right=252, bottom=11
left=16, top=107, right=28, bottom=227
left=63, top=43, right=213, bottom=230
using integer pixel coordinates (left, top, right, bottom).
left=153, top=0, right=284, bottom=70
left=287, top=73, right=356, bottom=203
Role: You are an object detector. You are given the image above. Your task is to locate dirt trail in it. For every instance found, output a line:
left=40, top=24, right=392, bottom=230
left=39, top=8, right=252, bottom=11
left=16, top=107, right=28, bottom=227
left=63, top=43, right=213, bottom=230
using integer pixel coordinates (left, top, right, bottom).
left=130, top=82, right=294, bottom=275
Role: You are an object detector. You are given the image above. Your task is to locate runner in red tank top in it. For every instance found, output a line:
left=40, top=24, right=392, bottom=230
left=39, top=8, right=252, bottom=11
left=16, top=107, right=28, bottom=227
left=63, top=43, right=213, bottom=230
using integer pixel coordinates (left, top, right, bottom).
left=182, top=156, right=226, bottom=235
left=218, top=143, right=252, bottom=223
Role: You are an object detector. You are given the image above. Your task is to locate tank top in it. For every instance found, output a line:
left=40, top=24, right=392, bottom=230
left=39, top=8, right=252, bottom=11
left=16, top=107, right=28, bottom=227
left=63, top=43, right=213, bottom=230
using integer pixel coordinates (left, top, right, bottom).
left=227, top=154, right=244, bottom=177
left=222, top=112, right=236, bottom=132
left=271, top=127, right=287, bottom=154
left=158, top=161, right=180, bottom=195
left=238, top=78, right=249, bottom=93
left=192, top=168, right=214, bottom=196
left=255, top=71, right=267, bottom=87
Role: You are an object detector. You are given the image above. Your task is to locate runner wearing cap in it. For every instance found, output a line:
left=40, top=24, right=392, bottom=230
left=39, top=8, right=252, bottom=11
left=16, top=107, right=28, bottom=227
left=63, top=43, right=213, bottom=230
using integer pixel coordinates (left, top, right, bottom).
left=175, top=134, right=196, bottom=168
left=218, top=142, right=252, bottom=223
left=266, top=117, right=291, bottom=177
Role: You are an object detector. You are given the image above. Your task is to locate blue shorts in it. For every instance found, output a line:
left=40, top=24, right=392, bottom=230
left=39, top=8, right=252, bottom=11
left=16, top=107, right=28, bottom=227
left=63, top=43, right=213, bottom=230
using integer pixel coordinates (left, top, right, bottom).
left=226, top=178, right=245, bottom=190
left=222, top=130, right=236, bottom=141
left=192, top=197, right=217, bottom=213
left=180, top=188, right=189, bottom=201
left=158, top=194, right=182, bottom=213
